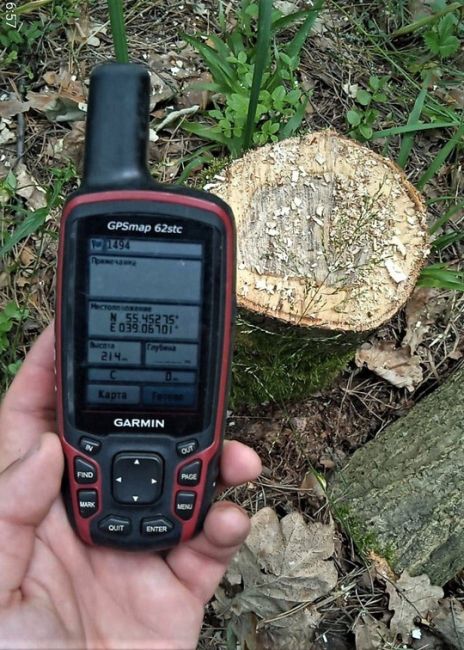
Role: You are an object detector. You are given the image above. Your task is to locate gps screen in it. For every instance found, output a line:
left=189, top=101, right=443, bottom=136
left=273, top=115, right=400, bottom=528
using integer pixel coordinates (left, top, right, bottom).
left=84, top=237, right=203, bottom=410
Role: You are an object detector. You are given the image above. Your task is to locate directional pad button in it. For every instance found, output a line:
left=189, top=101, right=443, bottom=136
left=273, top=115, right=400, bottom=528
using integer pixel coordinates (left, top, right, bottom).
left=112, top=453, right=163, bottom=505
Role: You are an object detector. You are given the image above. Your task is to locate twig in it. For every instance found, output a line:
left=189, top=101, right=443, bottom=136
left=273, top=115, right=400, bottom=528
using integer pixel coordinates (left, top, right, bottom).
left=391, top=2, right=462, bottom=38
left=16, top=80, right=26, bottom=165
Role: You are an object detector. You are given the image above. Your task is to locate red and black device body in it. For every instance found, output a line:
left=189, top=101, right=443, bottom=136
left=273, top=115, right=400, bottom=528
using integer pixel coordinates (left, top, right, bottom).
left=56, top=63, right=235, bottom=550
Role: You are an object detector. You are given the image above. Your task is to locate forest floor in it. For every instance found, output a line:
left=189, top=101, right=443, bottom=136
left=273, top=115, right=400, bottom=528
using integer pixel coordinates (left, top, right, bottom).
left=1, top=1, right=463, bottom=648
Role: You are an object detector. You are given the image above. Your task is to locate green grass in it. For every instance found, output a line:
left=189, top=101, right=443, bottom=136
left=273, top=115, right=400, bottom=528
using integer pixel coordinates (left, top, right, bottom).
left=181, top=0, right=324, bottom=158
left=0, top=0, right=80, bottom=67
left=107, top=0, right=129, bottom=63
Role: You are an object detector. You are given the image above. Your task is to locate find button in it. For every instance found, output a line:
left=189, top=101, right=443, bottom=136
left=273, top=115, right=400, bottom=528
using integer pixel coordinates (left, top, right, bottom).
left=98, top=515, right=131, bottom=536
left=74, top=457, right=98, bottom=484
left=178, top=460, right=202, bottom=486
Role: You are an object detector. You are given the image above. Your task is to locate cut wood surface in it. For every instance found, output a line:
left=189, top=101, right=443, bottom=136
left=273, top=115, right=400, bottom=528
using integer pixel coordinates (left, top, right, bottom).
left=329, top=365, right=464, bottom=586
left=209, top=131, right=429, bottom=333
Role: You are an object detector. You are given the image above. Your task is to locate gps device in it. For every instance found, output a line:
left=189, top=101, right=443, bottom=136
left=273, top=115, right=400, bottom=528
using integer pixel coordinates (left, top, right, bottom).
left=56, top=63, right=235, bottom=550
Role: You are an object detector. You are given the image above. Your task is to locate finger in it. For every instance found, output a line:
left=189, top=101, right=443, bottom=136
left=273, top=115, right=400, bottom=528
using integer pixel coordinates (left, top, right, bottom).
left=0, top=433, right=63, bottom=607
left=218, top=440, right=262, bottom=489
left=166, top=501, right=250, bottom=604
left=0, top=324, right=56, bottom=469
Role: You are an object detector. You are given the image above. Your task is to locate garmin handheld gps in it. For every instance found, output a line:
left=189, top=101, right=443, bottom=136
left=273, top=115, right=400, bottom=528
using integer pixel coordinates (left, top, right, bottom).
left=56, top=63, right=235, bottom=550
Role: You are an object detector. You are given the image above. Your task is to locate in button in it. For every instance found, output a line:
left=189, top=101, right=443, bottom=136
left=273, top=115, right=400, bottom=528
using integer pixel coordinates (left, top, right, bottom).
left=79, top=437, right=101, bottom=455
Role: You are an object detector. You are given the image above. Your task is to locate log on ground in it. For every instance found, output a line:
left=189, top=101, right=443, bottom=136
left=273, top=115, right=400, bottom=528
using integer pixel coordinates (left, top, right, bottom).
left=329, top=365, right=464, bottom=586
left=208, top=132, right=429, bottom=405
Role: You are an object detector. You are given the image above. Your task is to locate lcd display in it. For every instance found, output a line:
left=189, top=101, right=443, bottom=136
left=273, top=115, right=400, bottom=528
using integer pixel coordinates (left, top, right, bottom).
left=85, top=237, right=203, bottom=409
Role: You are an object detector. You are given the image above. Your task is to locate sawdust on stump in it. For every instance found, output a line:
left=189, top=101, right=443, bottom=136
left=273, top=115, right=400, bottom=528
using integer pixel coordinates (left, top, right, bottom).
left=208, top=131, right=429, bottom=333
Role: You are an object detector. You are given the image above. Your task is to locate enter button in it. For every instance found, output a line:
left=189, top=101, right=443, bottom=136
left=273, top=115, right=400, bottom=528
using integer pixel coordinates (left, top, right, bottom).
left=141, top=517, right=174, bottom=537
left=178, top=460, right=202, bottom=486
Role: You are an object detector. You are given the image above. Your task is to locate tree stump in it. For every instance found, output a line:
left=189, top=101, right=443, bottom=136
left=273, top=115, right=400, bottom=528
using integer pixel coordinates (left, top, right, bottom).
left=207, top=132, right=429, bottom=405
left=329, top=365, right=464, bottom=586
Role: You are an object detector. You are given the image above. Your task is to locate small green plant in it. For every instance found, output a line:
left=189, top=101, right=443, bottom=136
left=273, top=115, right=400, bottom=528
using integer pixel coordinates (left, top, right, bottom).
left=423, top=11, right=461, bottom=59
left=0, top=0, right=79, bottom=64
left=0, top=302, right=28, bottom=382
left=346, top=75, right=390, bottom=141
left=0, top=163, right=77, bottom=256
left=182, top=0, right=324, bottom=158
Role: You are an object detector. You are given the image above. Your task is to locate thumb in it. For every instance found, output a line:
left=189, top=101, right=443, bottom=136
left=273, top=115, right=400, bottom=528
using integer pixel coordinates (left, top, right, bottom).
left=0, top=433, right=63, bottom=606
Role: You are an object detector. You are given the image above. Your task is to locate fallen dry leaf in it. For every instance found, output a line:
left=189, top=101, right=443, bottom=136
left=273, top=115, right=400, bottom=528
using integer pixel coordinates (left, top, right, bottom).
left=386, top=571, right=443, bottom=641
left=27, top=91, right=86, bottom=122
left=368, top=550, right=397, bottom=582
left=148, top=70, right=178, bottom=109
left=408, top=0, right=434, bottom=20
left=43, top=68, right=86, bottom=98
left=19, top=245, right=36, bottom=267
left=0, top=96, right=30, bottom=118
left=177, top=72, right=212, bottom=111
left=354, top=615, right=392, bottom=650
left=214, top=507, right=337, bottom=650
left=431, top=598, right=464, bottom=649
left=15, top=163, right=47, bottom=210
left=355, top=341, right=423, bottom=392
left=66, top=16, right=106, bottom=48
left=0, top=119, right=15, bottom=145
left=54, top=121, right=86, bottom=169
left=27, top=68, right=86, bottom=122
left=403, top=287, right=448, bottom=353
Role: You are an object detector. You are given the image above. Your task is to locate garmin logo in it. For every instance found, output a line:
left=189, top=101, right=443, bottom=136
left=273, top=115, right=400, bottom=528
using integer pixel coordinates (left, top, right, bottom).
left=114, top=418, right=165, bottom=429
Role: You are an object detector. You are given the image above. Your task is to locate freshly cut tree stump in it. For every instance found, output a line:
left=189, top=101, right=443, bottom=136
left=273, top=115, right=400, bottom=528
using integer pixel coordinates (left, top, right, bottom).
left=329, top=366, right=464, bottom=586
left=207, top=132, right=429, bottom=405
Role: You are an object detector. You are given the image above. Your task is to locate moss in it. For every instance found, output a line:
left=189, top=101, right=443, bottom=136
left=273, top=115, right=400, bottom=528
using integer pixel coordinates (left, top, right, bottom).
left=190, top=155, right=233, bottom=189
left=230, top=311, right=358, bottom=408
left=332, top=503, right=397, bottom=566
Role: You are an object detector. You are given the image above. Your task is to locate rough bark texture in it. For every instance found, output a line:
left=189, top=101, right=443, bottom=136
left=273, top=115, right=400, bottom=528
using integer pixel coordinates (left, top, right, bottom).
left=329, top=366, right=464, bottom=586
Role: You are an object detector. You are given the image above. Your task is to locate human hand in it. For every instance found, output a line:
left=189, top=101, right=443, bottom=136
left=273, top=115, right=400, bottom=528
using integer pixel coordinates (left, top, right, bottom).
left=0, top=325, right=261, bottom=649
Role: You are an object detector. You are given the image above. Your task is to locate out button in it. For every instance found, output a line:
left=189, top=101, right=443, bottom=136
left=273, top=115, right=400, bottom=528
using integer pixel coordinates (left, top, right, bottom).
left=176, top=440, right=198, bottom=457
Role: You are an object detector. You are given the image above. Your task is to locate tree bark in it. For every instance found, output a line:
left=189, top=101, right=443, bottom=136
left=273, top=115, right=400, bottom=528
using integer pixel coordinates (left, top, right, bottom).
left=329, top=365, right=464, bottom=586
